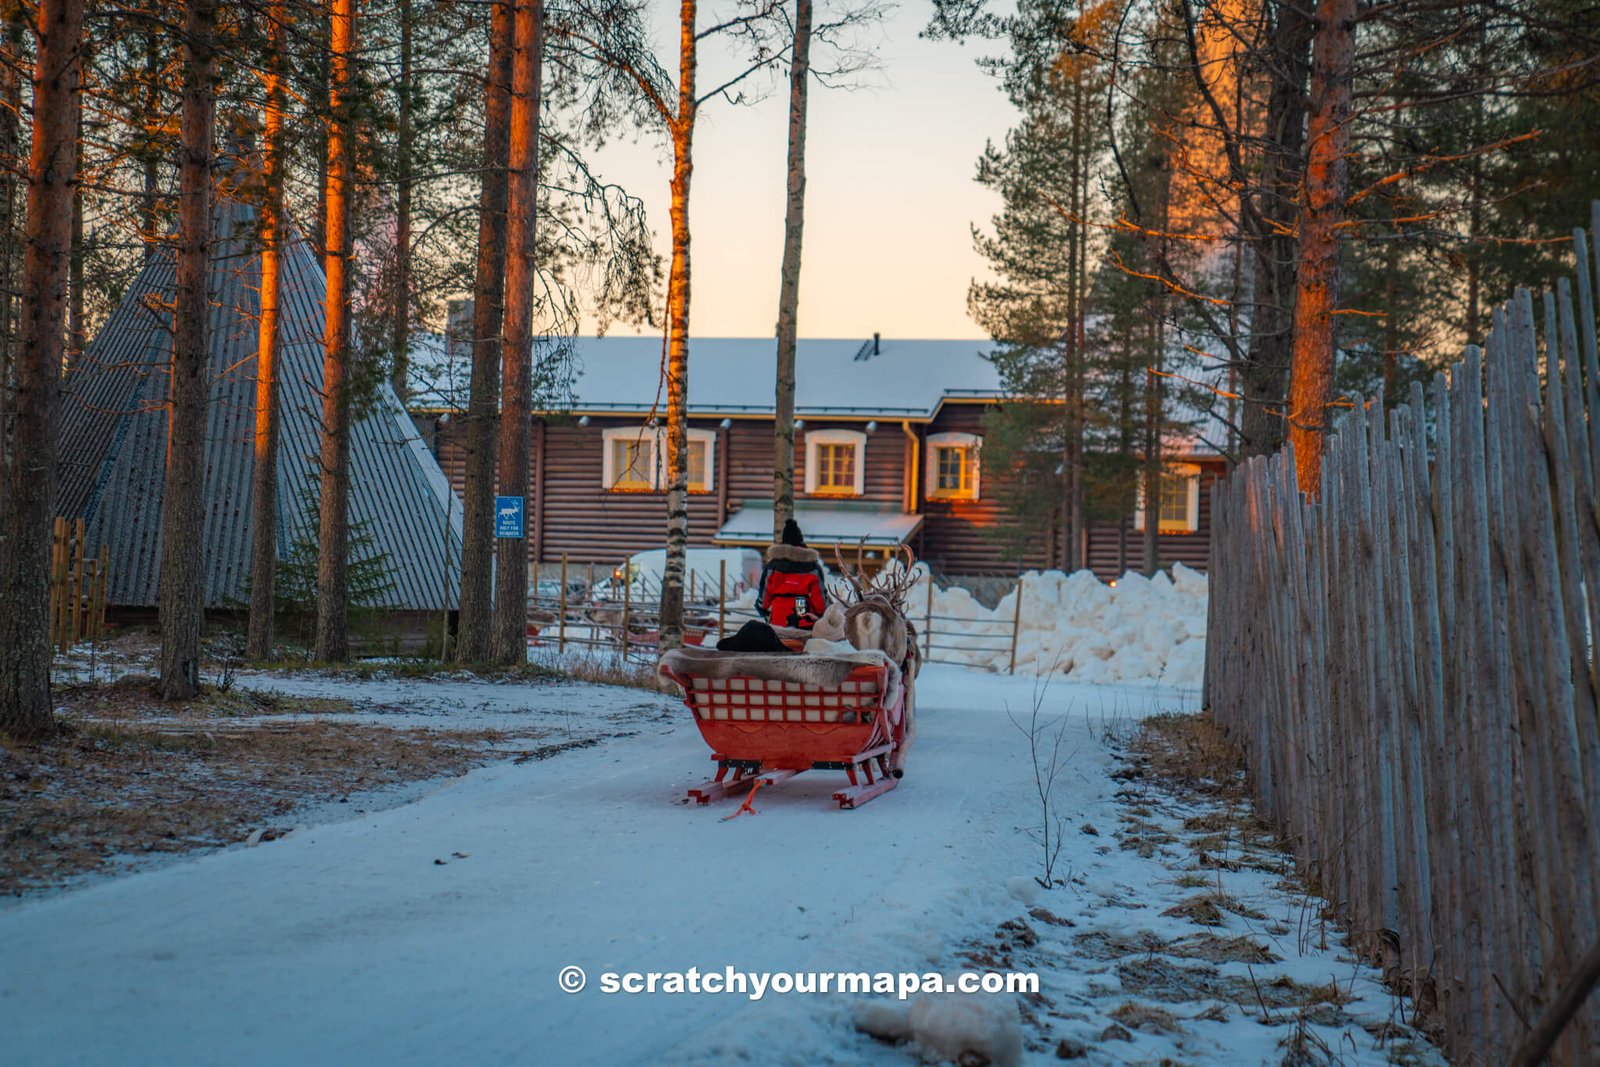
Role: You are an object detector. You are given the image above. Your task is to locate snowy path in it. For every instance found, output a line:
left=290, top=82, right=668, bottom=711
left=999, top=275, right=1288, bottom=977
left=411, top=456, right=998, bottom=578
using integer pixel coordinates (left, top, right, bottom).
left=0, top=667, right=1431, bottom=1065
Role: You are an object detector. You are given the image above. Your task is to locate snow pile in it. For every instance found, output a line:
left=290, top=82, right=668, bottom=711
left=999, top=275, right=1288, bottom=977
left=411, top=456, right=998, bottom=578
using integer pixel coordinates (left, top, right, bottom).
left=854, top=993, right=1023, bottom=1067
left=916, top=563, right=1208, bottom=686
left=723, top=560, right=1207, bottom=686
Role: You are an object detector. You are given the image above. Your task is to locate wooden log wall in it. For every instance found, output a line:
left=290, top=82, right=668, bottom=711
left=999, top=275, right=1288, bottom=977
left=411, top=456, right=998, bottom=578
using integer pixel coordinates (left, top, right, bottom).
left=1207, top=206, right=1600, bottom=1064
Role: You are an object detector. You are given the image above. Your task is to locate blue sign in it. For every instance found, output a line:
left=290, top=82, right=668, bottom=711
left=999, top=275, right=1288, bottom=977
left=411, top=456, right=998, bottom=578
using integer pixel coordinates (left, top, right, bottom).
left=494, top=495, right=525, bottom=539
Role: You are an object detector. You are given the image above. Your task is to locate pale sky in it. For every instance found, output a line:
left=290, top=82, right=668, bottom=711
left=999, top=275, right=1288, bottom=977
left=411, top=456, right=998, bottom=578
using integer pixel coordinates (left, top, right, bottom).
left=580, top=1, right=1015, bottom=341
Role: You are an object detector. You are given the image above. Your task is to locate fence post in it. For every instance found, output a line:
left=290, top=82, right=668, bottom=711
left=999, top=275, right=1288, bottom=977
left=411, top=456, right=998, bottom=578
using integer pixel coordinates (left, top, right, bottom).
left=96, top=544, right=109, bottom=640
left=70, top=518, right=84, bottom=643
left=924, top=576, right=933, bottom=659
left=1008, top=577, right=1024, bottom=675
left=558, top=553, right=568, bottom=653
left=621, top=564, right=631, bottom=663
left=719, top=559, right=727, bottom=641
left=52, top=517, right=67, bottom=652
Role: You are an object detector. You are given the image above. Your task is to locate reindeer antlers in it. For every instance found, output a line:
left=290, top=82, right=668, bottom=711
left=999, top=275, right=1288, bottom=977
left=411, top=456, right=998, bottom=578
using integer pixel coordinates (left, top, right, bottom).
left=830, top=540, right=921, bottom=613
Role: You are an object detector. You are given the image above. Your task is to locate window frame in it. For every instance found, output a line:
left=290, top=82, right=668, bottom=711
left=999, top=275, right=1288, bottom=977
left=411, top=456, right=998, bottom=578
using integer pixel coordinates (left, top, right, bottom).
left=803, top=428, right=867, bottom=497
left=602, top=426, right=657, bottom=492
left=600, top=425, right=716, bottom=493
left=1133, top=462, right=1202, bottom=534
left=925, top=431, right=982, bottom=502
left=680, top=427, right=716, bottom=494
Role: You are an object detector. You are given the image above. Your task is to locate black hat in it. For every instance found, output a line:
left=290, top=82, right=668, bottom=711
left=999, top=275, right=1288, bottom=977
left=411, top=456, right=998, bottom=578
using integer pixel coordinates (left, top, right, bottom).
left=716, top=620, right=792, bottom=653
left=781, top=518, right=806, bottom=546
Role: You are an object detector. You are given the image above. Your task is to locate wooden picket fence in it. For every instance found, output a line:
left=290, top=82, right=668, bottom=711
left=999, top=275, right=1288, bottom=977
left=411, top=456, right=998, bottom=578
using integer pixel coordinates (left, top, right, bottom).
left=50, top=517, right=109, bottom=650
left=1207, top=208, right=1600, bottom=1065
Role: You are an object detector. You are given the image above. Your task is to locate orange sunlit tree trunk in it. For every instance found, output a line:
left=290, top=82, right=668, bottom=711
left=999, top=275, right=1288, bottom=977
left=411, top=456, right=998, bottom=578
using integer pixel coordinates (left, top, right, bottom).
left=1287, top=0, right=1356, bottom=496
left=315, top=0, right=356, bottom=662
left=455, top=0, right=514, bottom=665
left=0, top=0, right=85, bottom=738
left=658, top=0, right=700, bottom=652
left=490, top=0, right=545, bottom=664
left=158, top=0, right=217, bottom=700
left=247, top=0, right=288, bottom=662
left=771, top=0, right=811, bottom=540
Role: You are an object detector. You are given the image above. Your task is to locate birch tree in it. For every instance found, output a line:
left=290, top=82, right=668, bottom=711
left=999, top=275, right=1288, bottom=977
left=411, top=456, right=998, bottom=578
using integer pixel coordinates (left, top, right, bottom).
left=771, top=0, right=810, bottom=539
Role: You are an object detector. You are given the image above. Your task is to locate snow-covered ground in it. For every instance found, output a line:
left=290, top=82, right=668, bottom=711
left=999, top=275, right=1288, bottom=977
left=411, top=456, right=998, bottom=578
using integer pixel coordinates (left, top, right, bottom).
left=0, top=664, right=1436, bottom=1065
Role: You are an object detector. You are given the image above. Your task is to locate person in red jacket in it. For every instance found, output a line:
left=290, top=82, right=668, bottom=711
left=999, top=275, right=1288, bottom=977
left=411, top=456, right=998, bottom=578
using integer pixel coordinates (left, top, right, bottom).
left=757, top=519, right=829, bottom=629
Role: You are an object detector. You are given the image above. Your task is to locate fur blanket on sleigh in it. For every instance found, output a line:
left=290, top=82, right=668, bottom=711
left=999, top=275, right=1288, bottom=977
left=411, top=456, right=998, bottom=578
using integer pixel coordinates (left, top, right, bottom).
left=658, top=643, right=901, bottom=698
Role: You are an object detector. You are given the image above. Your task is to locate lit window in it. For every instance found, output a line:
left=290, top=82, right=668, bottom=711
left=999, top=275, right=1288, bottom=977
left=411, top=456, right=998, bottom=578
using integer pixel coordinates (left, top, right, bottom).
left=600, top=425, right=716, bottom=493
left=687, top=438, right=709, bottom=492
left=817, top=444, right=855, bottom=491
left=926, top=432, right=981, bottom=501
left=606, top=431, right=655, bottom=491
left=1133, top=463, right=1201, bottom=533
left=804, top=429, right=866, bottom=496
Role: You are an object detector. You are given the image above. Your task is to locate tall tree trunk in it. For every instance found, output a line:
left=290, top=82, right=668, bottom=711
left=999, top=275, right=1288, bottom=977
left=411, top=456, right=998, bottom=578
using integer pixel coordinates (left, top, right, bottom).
left=315, top=0, right=356, bottom=662
left=1064, top=65, right=1089, bottom=574
left=0, top=0, right=83, bottom=738
left=246, top=1, right=287, bottom=663
left=771, top=0, right=810, bottom=540
left=67, top=111, right=82, bottom=363
left=0, top=13, right=22, bottom=510
left=1287, top=0, right=1356, bottom=495
left=68, top=36, right=85, bottom=365
left=1381, top=221, right=1399, bottom=407
left=490, top=0, right=544, bottom=665
left=157, top=0, right=217, bottom=701
left=1142, top=355, right=1162, bottom=577
left=390, top=0, right=413, bottom=402
left=659, top=0, right=698, bottom=652
left=141, top=30, right=159, bottom=257
left=1238, top=0, right=1312, bottom=459
left=455, top=0, right=513, bottom=664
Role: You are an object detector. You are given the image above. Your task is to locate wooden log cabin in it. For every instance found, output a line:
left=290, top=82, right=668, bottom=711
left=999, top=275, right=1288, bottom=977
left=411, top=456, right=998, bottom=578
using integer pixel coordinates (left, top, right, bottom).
left=410, top=335, right=1225, bottom=583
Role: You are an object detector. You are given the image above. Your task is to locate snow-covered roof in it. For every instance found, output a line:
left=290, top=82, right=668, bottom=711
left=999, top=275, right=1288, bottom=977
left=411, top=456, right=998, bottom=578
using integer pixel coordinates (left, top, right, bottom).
left=715, top=501, right=924, bottom=548
left=409, top=336, right=1005, bottom=420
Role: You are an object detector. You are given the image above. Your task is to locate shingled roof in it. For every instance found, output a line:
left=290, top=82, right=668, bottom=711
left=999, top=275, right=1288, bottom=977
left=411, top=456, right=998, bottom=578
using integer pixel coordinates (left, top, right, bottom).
left=57, top=196, right=462, bottom=611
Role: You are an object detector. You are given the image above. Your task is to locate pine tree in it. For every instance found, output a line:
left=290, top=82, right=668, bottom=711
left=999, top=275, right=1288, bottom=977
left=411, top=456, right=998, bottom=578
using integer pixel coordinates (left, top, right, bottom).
left=315, top=0, right=358, bottom=662
left=0, top=0, right=84, bottom=738
left=490, top=0, right=545, bottom=665
left=157, top=0, right=219, bottom=700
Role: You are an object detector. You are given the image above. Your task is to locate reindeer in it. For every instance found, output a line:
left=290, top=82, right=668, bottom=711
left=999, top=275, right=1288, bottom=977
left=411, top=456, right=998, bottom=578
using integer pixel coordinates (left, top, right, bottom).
left=832, top=542, right=923, bottom=776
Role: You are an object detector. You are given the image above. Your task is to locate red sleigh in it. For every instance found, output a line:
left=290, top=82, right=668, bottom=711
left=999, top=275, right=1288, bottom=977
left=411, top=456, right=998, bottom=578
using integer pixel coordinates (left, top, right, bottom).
left=657, top=645, right=910, bottom=810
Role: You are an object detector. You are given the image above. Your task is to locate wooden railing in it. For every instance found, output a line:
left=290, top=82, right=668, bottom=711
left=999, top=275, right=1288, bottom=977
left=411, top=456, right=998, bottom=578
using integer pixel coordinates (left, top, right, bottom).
left=1207, top=208, right=1600, bottom=1064
left=527, top=554, right=1023, bottom=672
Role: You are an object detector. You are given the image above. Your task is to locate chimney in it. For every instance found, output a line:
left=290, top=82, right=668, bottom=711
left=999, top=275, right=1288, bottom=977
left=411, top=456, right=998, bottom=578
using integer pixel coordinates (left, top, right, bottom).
left=873, top=332, right=880, bottom=355
left=446, top=299, right=475, bottom=362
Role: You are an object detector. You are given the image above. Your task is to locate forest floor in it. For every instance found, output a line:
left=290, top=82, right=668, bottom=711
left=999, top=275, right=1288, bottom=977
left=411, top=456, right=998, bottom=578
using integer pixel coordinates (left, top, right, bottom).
left=2, top=641, right=1444, bottom=1065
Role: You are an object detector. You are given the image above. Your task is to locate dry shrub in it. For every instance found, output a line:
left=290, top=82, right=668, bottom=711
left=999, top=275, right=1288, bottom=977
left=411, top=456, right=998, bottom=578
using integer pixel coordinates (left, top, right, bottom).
left=1167, top=932, right=1281, bottom=964
left=1162, top=891, right=1267, bottom=927
left=1073, top=929, right=1167, bottom=960
left=1125, top=711, right=1246, bottom=799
